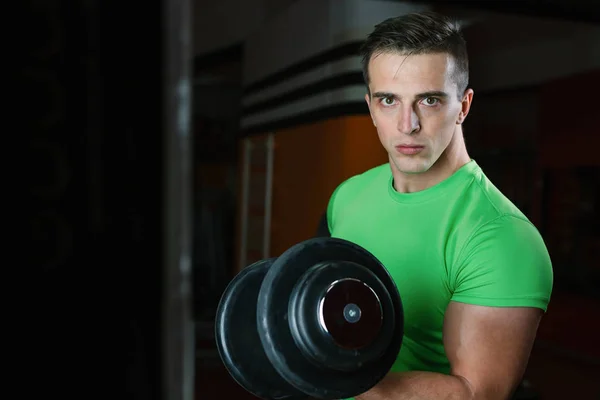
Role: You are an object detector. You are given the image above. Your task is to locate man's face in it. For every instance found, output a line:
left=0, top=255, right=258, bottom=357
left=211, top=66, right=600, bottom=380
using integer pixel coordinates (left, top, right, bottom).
left=365, top=52, right=472, bottom=175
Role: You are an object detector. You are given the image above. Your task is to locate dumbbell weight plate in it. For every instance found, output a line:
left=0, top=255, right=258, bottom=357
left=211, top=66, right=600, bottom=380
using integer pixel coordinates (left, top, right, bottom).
left=288, top=260, right=396, bottom=372
left=257, top=237, right=404, bottom=400
left=215, top=258, right=308, bottom=400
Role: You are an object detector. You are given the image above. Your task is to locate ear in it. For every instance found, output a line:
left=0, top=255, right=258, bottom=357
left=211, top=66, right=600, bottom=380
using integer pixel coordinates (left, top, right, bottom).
left=456, top=88, right=474, bottom=124
left=365, top=93, right=376, bottom=127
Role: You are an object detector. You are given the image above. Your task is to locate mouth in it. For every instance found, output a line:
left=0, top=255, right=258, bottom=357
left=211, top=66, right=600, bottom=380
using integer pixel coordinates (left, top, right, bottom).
left=394, top=145, right=424, bottom=155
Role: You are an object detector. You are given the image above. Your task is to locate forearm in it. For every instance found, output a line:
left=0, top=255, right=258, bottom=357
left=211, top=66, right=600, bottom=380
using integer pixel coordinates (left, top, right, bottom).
left=355, top=371, right=474, bottom=400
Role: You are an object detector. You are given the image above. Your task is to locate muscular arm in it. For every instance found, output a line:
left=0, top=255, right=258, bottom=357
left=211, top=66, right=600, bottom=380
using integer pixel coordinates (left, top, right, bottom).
left=356, top=302, right=543, bottom=400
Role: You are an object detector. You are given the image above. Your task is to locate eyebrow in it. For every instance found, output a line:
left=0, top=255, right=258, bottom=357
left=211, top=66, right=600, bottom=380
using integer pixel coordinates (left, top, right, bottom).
left=372, top=91, right=449, bottom=99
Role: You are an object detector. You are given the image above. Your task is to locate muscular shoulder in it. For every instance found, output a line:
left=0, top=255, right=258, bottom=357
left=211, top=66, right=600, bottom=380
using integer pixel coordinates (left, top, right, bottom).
left=452, top=213, right=553, bottom=310
left=443, top=167, right=553, bottom=311
left=450, top=175, right=553, bottom=311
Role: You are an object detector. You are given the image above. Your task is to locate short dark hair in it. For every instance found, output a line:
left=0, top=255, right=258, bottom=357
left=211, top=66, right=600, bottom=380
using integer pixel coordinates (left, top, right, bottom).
left=360, top=11, right=469, bottom=96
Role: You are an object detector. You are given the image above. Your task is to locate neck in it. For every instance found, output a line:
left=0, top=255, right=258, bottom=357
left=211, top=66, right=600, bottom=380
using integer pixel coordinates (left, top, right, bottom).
left=392, top=128, right=470, bottom=193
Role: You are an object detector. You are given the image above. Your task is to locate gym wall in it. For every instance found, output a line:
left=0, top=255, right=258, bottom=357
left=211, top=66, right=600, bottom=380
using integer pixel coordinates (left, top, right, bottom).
left=465, top=14, right=600, bottom=93
left=193, top=0, right=299, bottom=55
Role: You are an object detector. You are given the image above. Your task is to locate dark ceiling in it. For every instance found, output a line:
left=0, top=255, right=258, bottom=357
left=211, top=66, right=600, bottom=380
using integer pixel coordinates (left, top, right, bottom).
left=398, top=0, right=599, bottom=25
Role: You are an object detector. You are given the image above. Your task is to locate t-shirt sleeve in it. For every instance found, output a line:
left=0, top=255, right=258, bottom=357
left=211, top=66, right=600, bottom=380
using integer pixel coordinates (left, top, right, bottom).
left=450, top=215, right=554, bottom=312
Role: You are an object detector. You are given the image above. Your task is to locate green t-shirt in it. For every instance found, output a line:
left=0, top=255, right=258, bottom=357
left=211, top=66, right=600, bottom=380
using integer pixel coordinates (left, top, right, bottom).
left=327, top=160, right=553, bottom=377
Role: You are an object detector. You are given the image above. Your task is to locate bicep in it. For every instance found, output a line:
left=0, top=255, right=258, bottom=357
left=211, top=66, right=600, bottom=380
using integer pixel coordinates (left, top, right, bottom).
left=443, top=301, right=543, bottom=400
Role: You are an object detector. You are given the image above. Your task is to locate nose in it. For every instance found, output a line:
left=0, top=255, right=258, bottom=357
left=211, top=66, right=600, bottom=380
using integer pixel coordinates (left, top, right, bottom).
left=397, top=105, right=420, bottom=135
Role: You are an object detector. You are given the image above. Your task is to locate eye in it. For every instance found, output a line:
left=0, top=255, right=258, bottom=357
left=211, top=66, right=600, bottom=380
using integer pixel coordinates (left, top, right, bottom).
left=421, top=97, right=439, bottom=106
left=381, top=96, right=396, bottom=106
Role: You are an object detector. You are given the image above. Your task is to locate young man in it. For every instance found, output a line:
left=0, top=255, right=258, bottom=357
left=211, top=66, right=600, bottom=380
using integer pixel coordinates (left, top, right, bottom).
left=326, top=12, right=554, bottom=400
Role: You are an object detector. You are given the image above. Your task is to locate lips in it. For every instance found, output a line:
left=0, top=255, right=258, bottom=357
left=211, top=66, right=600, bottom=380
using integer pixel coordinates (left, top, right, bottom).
left=395, top=145, right=424, bottom=155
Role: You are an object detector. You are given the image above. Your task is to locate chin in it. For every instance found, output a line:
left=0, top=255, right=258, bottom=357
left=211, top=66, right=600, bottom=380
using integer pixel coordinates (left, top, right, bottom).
left=390, top=156, right=432, bottom=175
